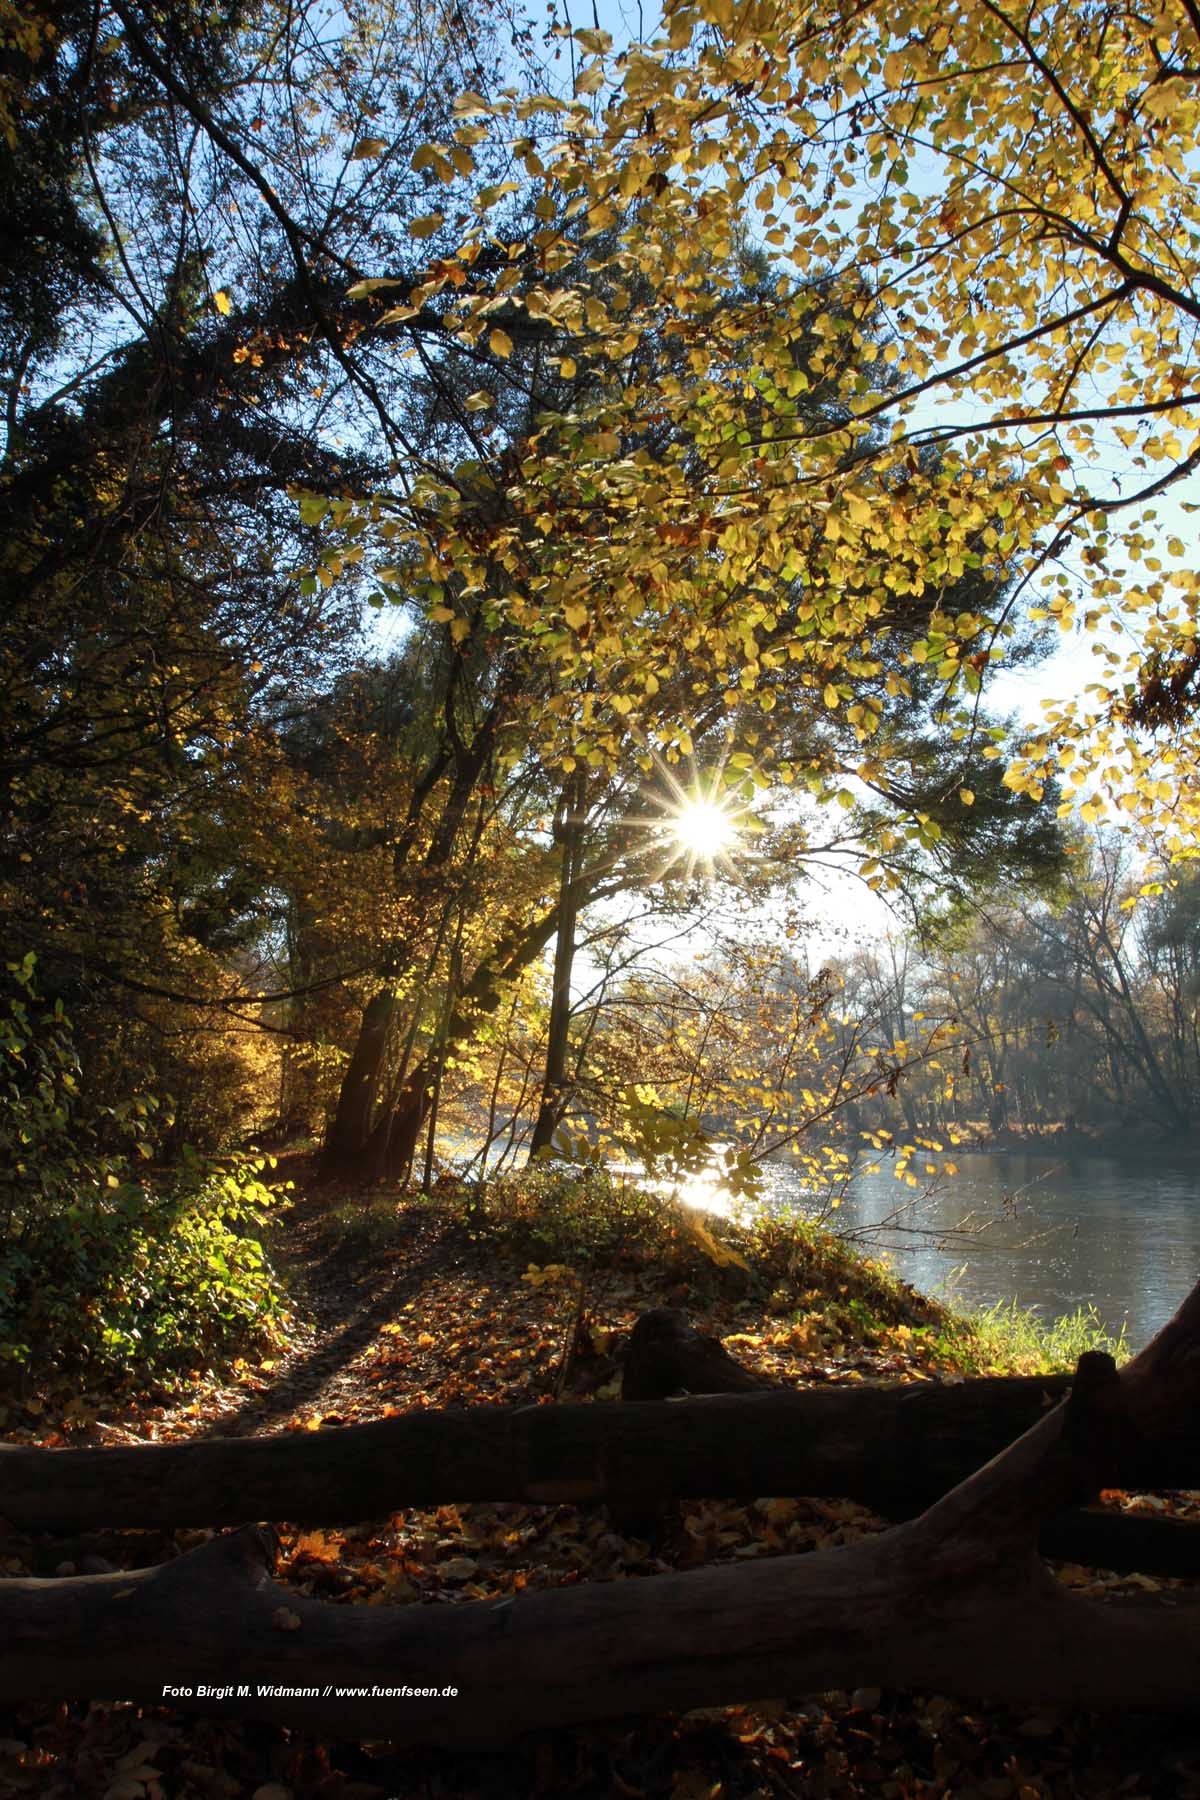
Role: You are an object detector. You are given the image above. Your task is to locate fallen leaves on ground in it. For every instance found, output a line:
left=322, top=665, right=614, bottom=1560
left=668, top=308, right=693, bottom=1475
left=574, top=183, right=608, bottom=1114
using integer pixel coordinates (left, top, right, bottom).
left=2, top=1175, right=1199, bottom=1799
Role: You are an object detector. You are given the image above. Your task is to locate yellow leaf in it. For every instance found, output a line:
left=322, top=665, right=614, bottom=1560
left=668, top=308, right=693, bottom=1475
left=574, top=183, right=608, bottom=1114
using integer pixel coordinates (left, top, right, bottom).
left=213, top=289, right=231, bottom=315
left=408, top=214, right=444, bottom=239
left=345, top=277, right=408, bottom=299
left=489, top=327, right=514, bottom=357
left=882, top=50, right=907, bottom=89
left=823, top=684, right=840, bottom=709
left=411, top=144, right=453, bottom=181
left=564, top=602, right=588, bottom=631
left=959, top=789, right=975, bottom=805
left=681, top=1212, right=751, bottom=1272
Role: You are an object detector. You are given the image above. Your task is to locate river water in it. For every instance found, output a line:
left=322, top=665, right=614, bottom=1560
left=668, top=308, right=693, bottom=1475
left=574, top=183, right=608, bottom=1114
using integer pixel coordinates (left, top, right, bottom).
left=738, top=1148, right=1200, bottom=1349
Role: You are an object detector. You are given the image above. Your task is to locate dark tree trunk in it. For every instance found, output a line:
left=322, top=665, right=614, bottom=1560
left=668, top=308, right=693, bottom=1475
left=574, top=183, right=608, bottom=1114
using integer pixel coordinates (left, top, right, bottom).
left=321, top=988, right=396, bottom=1175
left=320, top=672, right=508, bottom=1181
left=621, top=1307, right=775, bottom=1400
left=382, top=1055, right=433, bottom=1179
left=7, top=1284, right=1200, bottom=1738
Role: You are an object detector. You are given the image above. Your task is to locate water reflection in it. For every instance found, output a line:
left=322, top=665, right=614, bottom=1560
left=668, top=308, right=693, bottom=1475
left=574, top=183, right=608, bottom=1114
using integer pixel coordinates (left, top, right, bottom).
left=687, top=1147, right=1200, bottom=1348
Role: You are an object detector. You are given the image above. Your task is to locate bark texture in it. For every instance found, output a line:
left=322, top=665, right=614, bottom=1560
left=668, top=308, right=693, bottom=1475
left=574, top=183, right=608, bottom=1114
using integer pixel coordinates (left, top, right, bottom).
left=621, top=1307, right=776, bottom=1401
left=2, top=1325, right=1198, bottom=1573
left=618, top=1307, right=1200, bottom=1575
left=0, top=1372, right=1088, bottom=1532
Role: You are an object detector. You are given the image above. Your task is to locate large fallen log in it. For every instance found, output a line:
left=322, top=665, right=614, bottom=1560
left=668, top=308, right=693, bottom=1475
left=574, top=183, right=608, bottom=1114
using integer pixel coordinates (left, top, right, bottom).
left=0, top=1370, right=1155, bottom=1531
left=5, top=1284, right=1200, bottom=1742
left=3, top=1330, right=1199, bottom=1575
left=621, top=1308, right=1200, bottom=1576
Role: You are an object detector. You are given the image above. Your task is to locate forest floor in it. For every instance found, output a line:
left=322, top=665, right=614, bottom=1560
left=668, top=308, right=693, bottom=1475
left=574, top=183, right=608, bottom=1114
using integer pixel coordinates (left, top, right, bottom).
left=2, top=1156, right=1199, bottom=1800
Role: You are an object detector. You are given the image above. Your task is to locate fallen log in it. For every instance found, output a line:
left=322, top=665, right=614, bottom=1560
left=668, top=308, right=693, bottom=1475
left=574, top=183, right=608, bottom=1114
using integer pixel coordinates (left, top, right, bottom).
left=620, top=1308, right=1200, bottom=1575
left=0, top=1372, right=1144, bottom=1532
left=4, top=1331, right=1199, bottom=1578
left=1039, top=1504, right=1200, bottom=1576
left=5, top=1285, right=1200, bottom=1741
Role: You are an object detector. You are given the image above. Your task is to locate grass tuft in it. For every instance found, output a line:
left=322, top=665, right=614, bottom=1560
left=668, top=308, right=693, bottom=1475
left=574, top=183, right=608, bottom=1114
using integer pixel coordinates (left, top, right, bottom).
left=929, top=1296, right=1128, bottom=1376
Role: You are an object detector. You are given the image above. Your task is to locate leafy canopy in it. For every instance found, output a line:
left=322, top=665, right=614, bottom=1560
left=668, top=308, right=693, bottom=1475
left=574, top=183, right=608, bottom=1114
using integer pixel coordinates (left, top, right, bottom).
left=331, top=0, right=1200, bottom=866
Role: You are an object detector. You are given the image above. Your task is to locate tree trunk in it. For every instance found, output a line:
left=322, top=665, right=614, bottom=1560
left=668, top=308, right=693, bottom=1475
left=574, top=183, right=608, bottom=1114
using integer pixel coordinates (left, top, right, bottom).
left=6, top=1284, right=1200, bottom=1738
left=371, top=904, right=567, bottom=1180
left=383, top=1075, right=428, bottom=1181
left=320, top=988, right=396, bottom=1176
left=320, top=675, right=506, bottom=1180
left=530, top=776, right=585, bottom=1156
left=621, top=1307, right=775, bottom=1400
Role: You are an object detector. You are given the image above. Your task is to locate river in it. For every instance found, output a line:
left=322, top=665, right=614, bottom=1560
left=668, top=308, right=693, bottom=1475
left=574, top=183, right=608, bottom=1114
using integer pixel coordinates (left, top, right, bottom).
left=736, top=1147, right=1200, bottom=1348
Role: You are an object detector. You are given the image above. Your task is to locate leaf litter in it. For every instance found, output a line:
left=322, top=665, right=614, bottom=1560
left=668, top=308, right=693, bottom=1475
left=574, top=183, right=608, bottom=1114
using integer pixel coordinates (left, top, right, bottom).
left=2, top=1169, right=1199, bottom=1799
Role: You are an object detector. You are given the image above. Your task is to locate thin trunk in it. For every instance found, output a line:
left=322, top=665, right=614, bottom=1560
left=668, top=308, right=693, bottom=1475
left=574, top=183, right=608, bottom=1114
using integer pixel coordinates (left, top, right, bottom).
left=530, top=776, right=585, bottom=1155
left=421, top=903, right=467, bottom=1193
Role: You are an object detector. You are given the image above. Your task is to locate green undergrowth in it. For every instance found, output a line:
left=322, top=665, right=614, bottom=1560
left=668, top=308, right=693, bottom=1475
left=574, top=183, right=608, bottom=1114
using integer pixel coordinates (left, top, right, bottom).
left=927, top=1295, right=1129, bottom=1376
left=0, top=1152, right=292, bottom=1401
left=0, top=966, right=291, bottom=1401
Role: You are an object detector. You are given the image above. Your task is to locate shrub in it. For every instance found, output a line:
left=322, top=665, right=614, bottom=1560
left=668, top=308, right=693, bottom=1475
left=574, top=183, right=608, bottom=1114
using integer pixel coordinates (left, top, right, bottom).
left=456, top=1162, right=675, bottom=1266
left=0, top=960, right=288, bottom=1390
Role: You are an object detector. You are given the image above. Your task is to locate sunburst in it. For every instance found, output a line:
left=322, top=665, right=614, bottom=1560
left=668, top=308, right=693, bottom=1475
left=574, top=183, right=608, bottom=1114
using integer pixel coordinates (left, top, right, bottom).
left=655, top=762, right=747, bottom=882
left=670, top=795, right=741, bottom=860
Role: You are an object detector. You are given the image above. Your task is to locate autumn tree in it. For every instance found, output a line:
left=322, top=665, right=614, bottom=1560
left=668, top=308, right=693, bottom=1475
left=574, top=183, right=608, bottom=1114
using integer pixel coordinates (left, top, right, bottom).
left=310, top=232, right=1069, bottom=1177
left=321, top=0, right=1200, bottom=875
left=4, top=0, right=1075, bottom=1179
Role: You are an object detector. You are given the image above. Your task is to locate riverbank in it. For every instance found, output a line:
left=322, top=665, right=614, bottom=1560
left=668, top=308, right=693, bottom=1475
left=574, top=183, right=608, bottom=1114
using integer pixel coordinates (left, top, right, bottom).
left=777, top=1141, right=1200, bottom=1349
left=920, top=1119, right=1200, bottom=1155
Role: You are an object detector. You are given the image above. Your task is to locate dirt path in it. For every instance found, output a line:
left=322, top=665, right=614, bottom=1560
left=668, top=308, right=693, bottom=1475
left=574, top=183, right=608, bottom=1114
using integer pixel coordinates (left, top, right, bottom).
left=202, top=1180, right=459, bottom=1438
